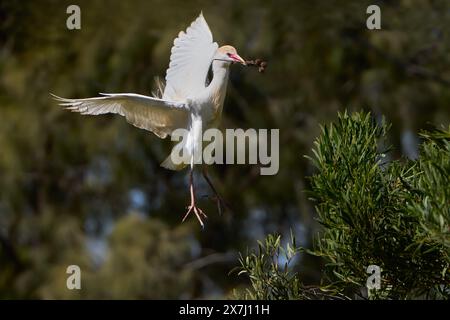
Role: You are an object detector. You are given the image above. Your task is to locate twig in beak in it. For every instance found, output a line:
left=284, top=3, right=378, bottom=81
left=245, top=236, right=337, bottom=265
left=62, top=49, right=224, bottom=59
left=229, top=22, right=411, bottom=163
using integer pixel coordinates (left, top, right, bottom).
left=245, top=58, right=267, bottom=73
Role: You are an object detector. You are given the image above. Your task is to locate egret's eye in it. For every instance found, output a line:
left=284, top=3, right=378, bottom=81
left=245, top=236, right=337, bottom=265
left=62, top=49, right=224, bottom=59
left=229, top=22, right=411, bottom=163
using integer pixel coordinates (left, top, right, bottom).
left=226, top=53, right=231, bottom=57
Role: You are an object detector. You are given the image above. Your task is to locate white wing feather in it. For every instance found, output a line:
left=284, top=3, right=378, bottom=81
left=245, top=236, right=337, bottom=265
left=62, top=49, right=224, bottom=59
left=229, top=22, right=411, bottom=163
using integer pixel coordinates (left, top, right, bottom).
left=52, top=93, right=189, bottom=139
left=163, top=13, right=218, bottom=101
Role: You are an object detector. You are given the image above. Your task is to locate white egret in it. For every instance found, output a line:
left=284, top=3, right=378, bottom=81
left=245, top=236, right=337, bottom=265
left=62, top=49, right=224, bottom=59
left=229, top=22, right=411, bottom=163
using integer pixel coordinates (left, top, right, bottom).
left=52, top=13, right=247, bottom=228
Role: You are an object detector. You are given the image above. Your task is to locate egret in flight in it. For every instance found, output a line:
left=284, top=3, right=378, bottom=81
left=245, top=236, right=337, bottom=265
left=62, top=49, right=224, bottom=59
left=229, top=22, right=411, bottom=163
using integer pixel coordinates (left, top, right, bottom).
left=52, top=13, right=247, bottom=228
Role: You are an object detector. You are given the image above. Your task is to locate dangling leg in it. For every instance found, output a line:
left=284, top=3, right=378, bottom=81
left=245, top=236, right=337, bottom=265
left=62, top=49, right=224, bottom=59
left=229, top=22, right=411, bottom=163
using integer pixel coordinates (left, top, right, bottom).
left=202, top=166, right=233, bottom=215
left=183, top=168, right=207, bottom=228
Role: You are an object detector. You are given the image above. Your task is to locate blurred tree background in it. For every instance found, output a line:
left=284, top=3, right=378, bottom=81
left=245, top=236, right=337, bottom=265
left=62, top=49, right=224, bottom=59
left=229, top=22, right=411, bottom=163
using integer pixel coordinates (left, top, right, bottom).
left=0, top=0, right=449, bottom=299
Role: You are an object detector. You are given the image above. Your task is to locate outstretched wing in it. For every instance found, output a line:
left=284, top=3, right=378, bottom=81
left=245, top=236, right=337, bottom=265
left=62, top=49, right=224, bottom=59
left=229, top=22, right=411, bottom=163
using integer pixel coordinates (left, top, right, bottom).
left=163, top=12, right=218, bottom=101
left=52, top=93, right=189, bottom=139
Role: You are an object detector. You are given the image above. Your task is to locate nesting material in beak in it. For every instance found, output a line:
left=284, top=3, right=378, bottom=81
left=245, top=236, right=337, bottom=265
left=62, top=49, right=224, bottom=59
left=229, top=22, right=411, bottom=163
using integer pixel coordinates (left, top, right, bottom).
left=245, top=58, right=267, bottom=73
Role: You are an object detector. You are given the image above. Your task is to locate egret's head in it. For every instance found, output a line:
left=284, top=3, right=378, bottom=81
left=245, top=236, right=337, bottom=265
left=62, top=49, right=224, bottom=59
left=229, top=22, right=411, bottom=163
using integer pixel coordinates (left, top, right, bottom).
left=214, top=45, right=246, bottom=65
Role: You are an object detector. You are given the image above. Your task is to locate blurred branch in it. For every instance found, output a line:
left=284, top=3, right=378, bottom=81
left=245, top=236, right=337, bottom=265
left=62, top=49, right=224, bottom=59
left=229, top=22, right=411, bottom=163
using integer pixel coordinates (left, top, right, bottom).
left=185, top=251, right=238, bottom=270
left=358, top=35, right=450, bottom=86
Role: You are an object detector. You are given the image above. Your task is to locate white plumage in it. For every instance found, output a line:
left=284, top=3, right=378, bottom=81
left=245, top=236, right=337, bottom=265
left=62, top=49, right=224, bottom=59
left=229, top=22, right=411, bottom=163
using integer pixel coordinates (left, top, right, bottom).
left=52, top=13, right=247, bottom=227
left=164, top=14, right=218, bottom=101
left=51, top=93, right=188, bottom=139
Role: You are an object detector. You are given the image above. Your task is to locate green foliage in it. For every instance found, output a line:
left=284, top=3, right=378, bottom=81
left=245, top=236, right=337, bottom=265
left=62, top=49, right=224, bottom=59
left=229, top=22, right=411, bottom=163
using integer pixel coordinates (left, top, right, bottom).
left=410, top=127, right=450, bottom=250
left=308, top=112, right=449, bottom=299
left=233, top=233, right=304, bottom=300
left=232, top=233, right=348, bottom=300
left=235, top=112, right=449, bottom=300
